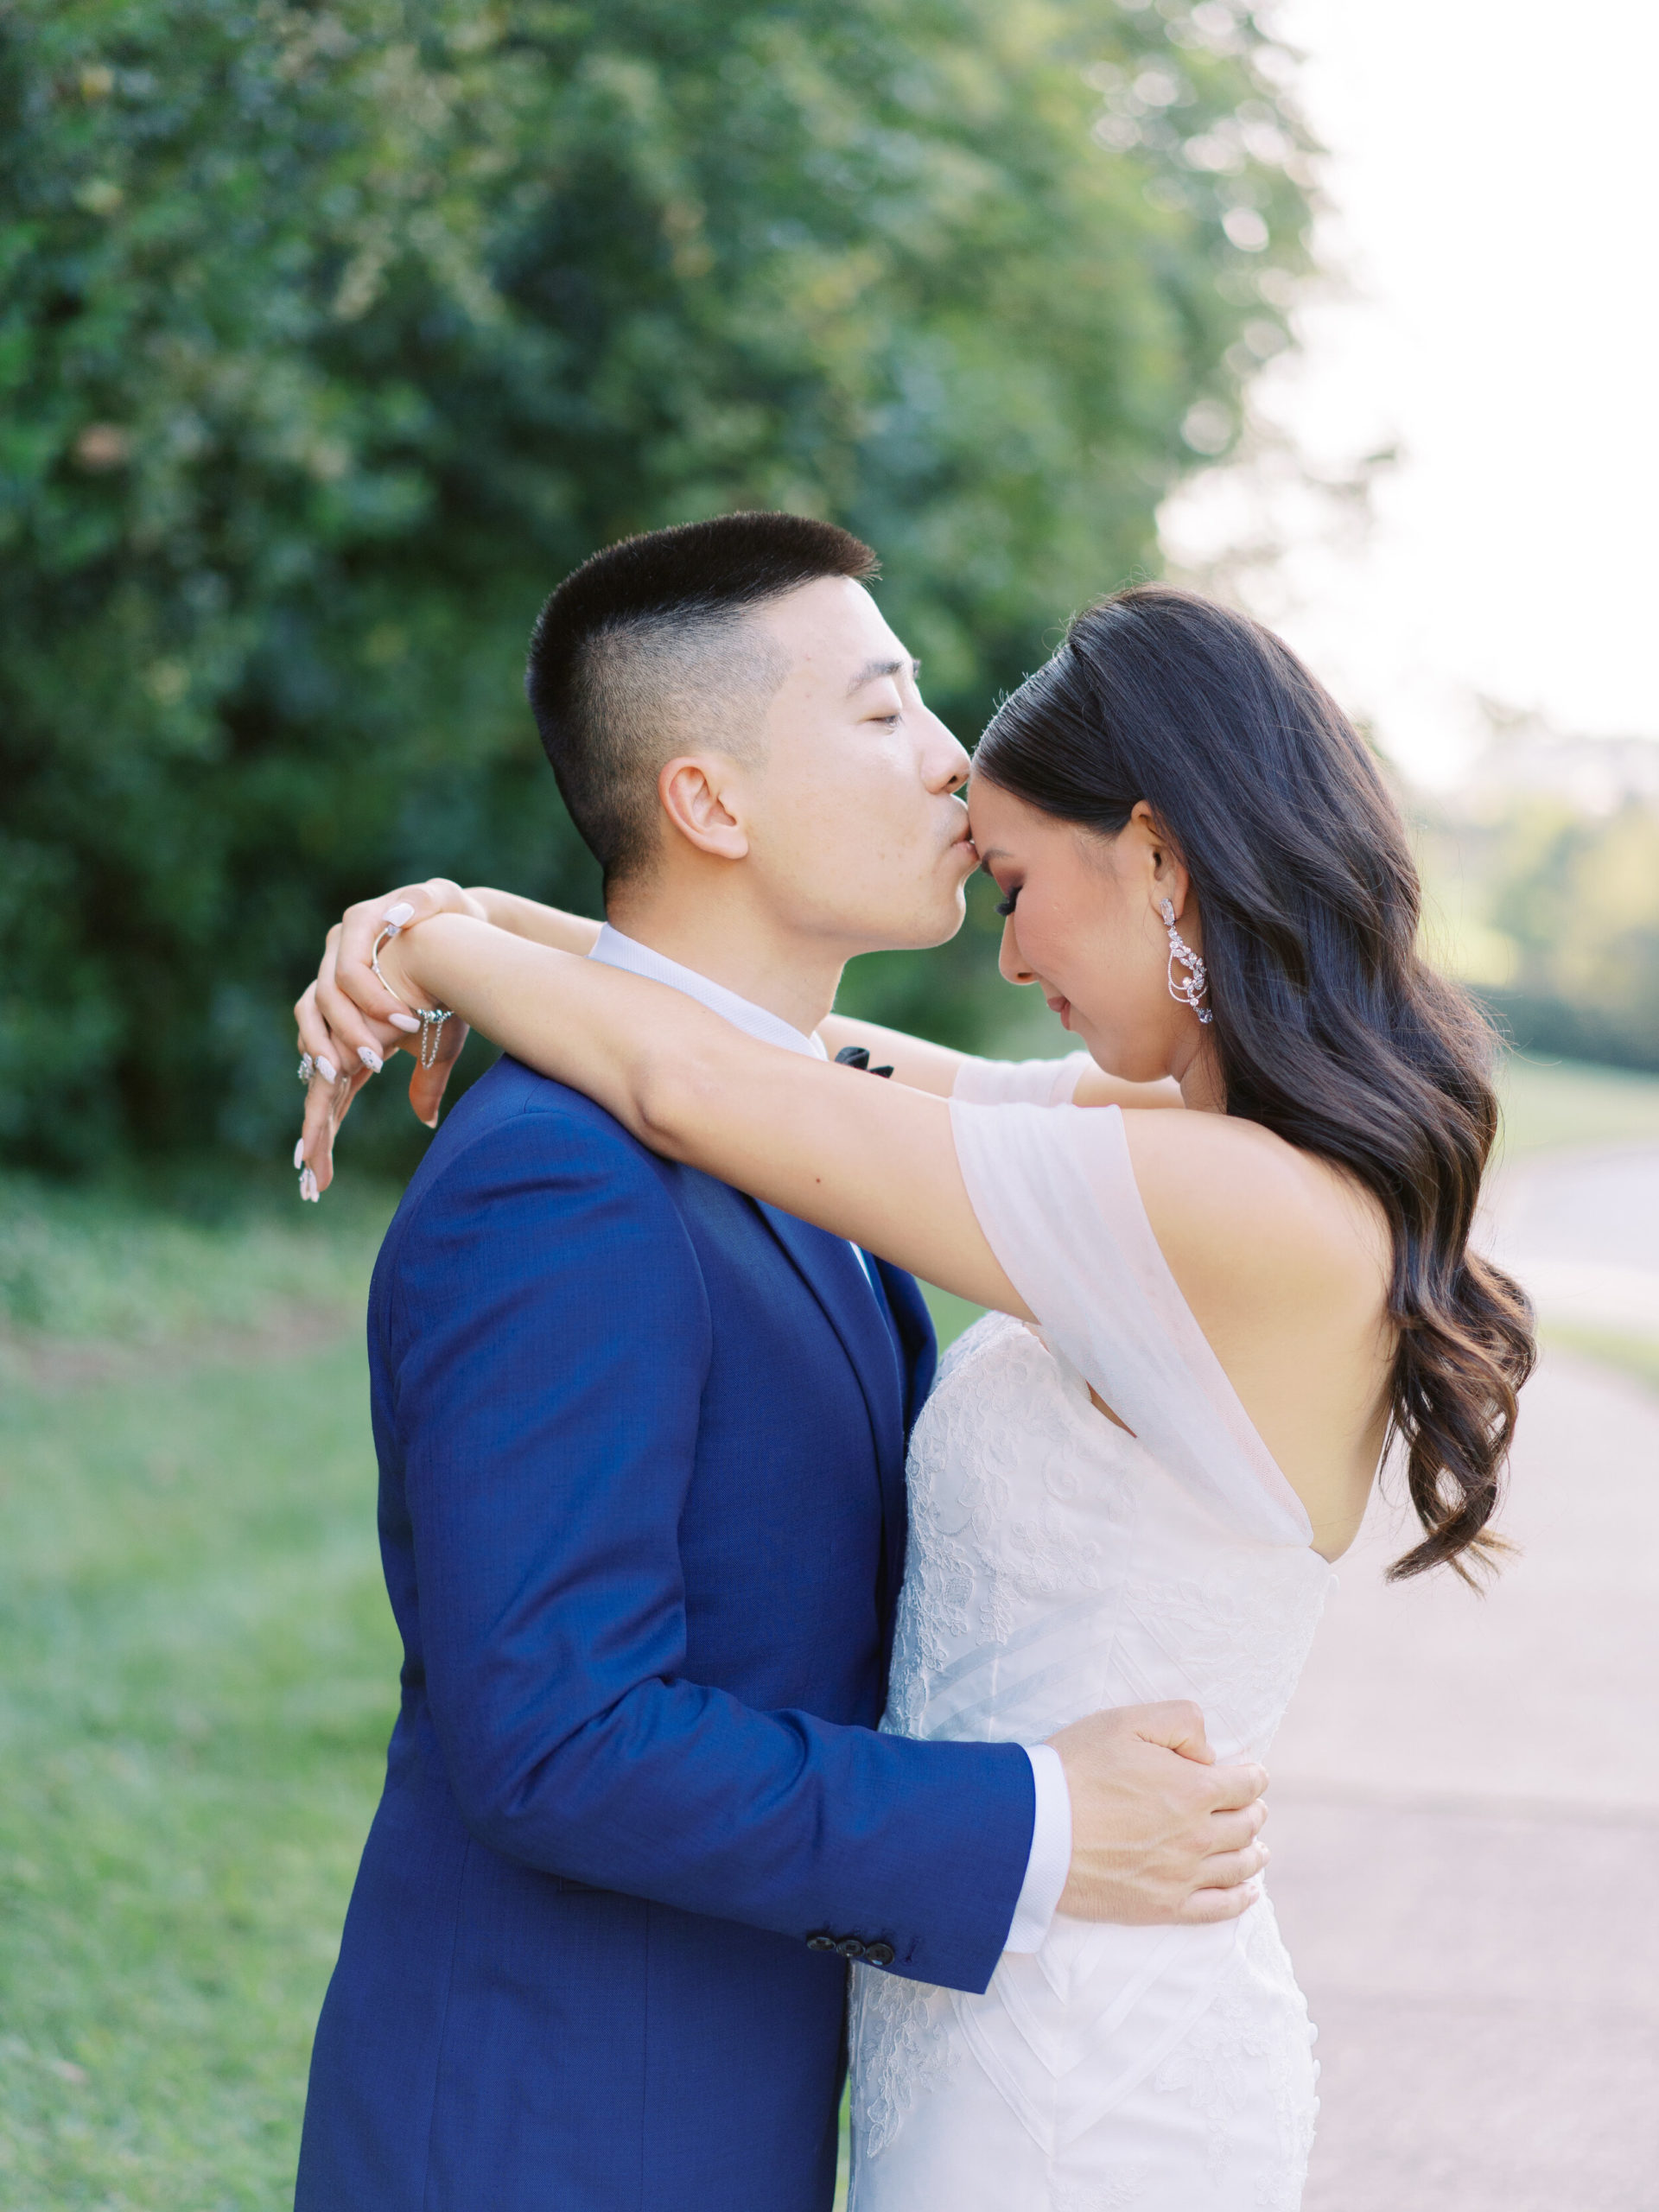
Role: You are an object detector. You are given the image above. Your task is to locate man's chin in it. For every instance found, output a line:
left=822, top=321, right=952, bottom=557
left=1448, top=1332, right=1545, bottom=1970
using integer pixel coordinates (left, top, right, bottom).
left=912, top=886, right=969, bottom=949
left=843, top=881, right=968, bottom=957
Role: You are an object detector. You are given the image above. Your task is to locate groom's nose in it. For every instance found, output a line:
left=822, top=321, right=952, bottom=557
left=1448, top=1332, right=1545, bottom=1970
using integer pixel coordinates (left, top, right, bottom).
left=920, top=710, right=972, bottom=792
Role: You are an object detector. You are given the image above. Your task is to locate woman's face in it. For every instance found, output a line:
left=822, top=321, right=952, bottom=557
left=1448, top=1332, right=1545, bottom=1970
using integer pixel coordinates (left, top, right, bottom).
left=967, top=775, right=1210, bottom=1086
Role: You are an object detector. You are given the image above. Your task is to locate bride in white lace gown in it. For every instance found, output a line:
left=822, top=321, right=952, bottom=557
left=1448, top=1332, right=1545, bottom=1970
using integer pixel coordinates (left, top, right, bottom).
left=848, top=1056, right=1332, bottom=2211
left=325, top=582, right=1534, bottom=2212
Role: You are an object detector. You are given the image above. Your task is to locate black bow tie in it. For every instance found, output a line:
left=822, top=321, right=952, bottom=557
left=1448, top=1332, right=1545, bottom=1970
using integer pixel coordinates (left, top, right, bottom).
left=835, top=1046, right=894, bottom=1079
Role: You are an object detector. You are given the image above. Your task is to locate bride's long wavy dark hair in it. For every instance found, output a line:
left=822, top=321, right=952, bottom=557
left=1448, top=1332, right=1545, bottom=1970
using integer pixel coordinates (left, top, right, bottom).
left=975, top=584, right=1535, bottom=1582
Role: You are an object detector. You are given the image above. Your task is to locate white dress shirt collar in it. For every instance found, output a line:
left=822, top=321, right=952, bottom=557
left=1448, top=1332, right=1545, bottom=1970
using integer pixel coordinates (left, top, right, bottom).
left=589, top=923, right=830, bottom=1061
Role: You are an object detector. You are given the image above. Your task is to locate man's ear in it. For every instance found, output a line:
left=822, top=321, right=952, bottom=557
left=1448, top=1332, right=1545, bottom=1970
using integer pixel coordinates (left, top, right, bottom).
left=658, top=756, right=751, bottom=861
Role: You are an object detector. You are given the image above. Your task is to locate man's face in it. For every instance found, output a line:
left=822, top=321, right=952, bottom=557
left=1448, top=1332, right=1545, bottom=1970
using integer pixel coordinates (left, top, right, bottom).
left=734, top=576, right=976, bottom=956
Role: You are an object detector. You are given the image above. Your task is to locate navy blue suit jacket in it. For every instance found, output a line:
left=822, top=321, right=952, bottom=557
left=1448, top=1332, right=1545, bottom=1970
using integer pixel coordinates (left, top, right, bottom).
left=296, top=1056, right=1034, bottom=2212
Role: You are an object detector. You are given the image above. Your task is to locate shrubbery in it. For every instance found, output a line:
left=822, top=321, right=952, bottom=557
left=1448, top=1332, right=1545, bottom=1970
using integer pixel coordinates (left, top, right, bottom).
left=1471, top=799, right=1659, bottom=1074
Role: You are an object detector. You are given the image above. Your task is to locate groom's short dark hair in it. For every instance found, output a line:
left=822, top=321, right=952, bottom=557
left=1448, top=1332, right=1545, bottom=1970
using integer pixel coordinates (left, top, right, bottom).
left=526, top=511, right=879, bottom=887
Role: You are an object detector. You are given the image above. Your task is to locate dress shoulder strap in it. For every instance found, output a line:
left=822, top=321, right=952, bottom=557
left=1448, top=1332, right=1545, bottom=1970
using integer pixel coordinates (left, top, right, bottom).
left=951, top=1098, right=1313, bottom=1544
left=1080, top=1109, right=1312, bottom=1533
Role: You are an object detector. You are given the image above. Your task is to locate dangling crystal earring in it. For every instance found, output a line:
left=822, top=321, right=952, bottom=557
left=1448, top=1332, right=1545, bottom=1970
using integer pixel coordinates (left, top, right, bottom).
left=1160, top=899, right=1211, bottom=1024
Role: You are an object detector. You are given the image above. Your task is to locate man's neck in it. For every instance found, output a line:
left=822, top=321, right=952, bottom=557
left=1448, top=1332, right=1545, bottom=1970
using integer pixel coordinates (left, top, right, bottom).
left=602, top=896, right=845, bottom=1037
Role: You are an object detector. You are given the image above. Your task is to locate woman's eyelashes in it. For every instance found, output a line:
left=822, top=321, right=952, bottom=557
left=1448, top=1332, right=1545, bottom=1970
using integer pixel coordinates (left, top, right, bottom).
left=994, top=883, right=1021, bottom=918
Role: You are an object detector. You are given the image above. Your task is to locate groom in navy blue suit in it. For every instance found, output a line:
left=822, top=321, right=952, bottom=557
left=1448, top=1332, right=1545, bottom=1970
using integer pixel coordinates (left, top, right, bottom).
left=293, top=514, right=1269, bottom=2210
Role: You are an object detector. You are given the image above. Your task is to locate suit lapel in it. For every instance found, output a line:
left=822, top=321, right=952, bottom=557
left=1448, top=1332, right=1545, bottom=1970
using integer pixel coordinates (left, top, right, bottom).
left=867, top=1258, right=936, bottom=1680
left=873, top=1259, right=938, bottom=1433
left=753, top=1205, right=937, bottom=1689
left=753, top=1203, right=907, bottom=1510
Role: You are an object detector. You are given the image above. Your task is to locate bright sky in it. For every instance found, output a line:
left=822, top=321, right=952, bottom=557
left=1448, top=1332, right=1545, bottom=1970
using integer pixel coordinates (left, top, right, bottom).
left=1159, top=0, right=1659, bottom=787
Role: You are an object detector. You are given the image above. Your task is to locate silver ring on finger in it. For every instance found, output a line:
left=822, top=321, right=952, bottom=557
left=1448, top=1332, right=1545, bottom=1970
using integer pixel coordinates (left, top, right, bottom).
left=297, top=1054, right=315, bottom=1084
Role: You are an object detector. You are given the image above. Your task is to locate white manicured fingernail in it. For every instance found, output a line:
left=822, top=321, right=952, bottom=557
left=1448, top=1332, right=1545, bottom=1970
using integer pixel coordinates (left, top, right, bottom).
left=385, top=901, right=415, bottom=926
left=358, top=1046, right=383, bottom=1074
left=388, top=1014, right=421, bottom=1033
left=293, top=1141, right=305, bottom=1169
left=316, top=1057, right=338, bottom=1084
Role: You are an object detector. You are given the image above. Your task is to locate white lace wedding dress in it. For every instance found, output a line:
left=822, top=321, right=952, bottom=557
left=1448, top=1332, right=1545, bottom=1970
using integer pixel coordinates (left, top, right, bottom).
left=848, top=1065, right=1336, bottom=2212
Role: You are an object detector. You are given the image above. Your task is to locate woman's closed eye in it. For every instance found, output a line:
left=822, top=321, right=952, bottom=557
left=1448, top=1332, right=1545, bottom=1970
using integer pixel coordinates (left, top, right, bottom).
left=995, top=883, right=1020, bottom=918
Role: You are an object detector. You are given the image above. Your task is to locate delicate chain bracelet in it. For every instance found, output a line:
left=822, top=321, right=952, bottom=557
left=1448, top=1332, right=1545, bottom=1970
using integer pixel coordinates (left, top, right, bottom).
left=372, top=918, right=454, bottom=1070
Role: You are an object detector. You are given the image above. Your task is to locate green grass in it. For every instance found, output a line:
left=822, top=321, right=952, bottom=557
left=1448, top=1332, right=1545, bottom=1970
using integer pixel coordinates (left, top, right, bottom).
left=0, top=1180, right=397, bottom=2209
left=918, top=1281, right=987, bottom=1352
left=0, top=1170, right=393, bottom=1347
left=1496, top=1052, right=1659, bottom=1160
left=1541, top=1325, right=1659, bottom=1397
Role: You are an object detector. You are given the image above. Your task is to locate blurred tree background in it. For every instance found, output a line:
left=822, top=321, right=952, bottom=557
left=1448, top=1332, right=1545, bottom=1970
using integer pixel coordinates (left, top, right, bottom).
left=1414, top=721, right=1659, bottom=1079
left=1477, top=809, right=1659, bottom=1072
left=2, top=0, right=1319, bottom=1173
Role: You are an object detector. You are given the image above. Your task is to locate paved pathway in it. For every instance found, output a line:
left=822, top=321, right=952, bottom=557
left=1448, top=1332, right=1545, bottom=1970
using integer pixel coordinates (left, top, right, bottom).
left=1482, top=1142, right=1659, bottom=1334
left=1265, top=1147, right=1659, bottom=2209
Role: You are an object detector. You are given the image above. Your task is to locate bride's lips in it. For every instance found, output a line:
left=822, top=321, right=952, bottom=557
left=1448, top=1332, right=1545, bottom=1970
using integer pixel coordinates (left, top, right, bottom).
left=1046, top=993, right=1071, bottom=1030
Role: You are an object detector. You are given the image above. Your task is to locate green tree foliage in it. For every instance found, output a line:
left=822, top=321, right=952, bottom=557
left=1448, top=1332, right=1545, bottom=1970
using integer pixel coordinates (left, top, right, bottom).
left=1, top=0, right=1316, bottom=1167
left=1479, top=799, right=1659, bottom=1072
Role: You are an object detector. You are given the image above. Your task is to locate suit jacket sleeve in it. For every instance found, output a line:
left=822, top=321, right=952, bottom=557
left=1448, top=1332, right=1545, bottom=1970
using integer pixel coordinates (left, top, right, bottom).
left=379, top=1094, right=1034, bottom=1997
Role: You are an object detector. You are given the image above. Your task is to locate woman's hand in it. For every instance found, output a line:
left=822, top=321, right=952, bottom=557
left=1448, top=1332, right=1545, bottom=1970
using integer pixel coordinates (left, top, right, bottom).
left=293, top=879, right=482, bottom=1198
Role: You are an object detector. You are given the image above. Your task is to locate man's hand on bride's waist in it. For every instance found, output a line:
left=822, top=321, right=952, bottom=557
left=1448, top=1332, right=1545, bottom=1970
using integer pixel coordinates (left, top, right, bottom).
left=1047, top=1702, right=1269, bottom=1927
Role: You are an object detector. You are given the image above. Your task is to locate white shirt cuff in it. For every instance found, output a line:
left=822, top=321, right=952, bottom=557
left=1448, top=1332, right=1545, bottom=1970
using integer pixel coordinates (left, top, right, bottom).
left=1004, top=1744, right=1072, bottom=1953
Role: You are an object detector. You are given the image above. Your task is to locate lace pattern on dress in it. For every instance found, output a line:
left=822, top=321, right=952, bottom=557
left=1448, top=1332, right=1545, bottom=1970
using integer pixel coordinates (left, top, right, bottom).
left=886, top=1314, right=1133, bottom=1739
left=1148, top=1906, right=1319, bottom=2212
left=1120, top=1555, right=1330, bottom=1756
left=849, top=1961, right=959, bottom=2162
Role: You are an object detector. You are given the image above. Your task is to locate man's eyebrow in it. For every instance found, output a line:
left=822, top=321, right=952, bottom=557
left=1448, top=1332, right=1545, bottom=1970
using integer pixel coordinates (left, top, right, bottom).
left=846, top=655, right=922, bottom=696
